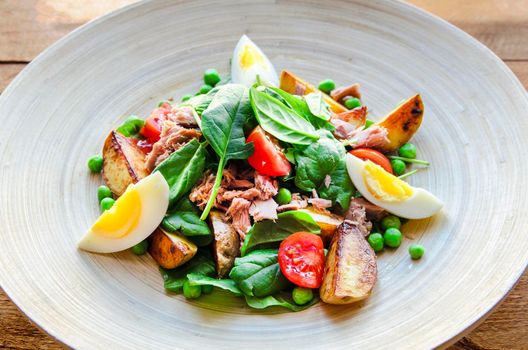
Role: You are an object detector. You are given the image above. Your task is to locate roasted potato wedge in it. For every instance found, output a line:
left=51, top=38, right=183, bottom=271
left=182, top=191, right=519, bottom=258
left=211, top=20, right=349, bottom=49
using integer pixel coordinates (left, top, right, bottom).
left=297, top=207, right=344, bottom=245
left=375, top=94, right=424, bottom=152
left=320, top=220, right=377, bottom=304
left=102, top=130, right=149, bottom=196
left=279, top=70, right=347, bottom=113
left=148, top=227, right=197, bottom=269
left=209, top=211, right=240, bottom=278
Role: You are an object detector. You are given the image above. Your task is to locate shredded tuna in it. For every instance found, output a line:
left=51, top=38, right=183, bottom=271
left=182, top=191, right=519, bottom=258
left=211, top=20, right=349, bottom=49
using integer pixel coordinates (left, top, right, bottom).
left=348, top=197, right=387, bottom=222
left=344, top=200, right=372, bottom=236
left=277, top=193, right=309, bottom=212
left=348, top=125, right=390, bottom=149
left=219, top=188, right=261, bottom=202
left=331, top=83, right=361, bottom=103
left=189, top=171, right=215, bottom=209
left=249, top=199, right=278, bottom=222
left=254, top=172, right=278, bottom=200
left=309, top=197, right=333, bottom=213
left=166, top=106, right=197, bottom=128
left=332, top=106, right=367, bottom=130
left=226, top=198, right=252, bottom=241
left=222, top=164, right=254, bottom=189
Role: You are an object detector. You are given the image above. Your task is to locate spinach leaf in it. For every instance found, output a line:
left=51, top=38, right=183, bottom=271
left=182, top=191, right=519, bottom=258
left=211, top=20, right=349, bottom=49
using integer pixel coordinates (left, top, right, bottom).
left=240, top=211, right=320, bottom=256
left=293, top=130, right=354, bottom=209
left=184, top=87, right=220, bottom=116
left=249, top=87, right=319, bottom=145
left=199, top=84, right=255, bottom=219
left=186, top=274, right=242, bottom=296
left=304, top=92, right=331, bottom=121
left=116, top=115, right=145, bottom=138
left=160, top=251, right=215, bottom=293
left=153, top=139, right=207, bottom=207
left=244, top=293, right=319, bottom=311
left=229, top=250, right=291, bottom=297
left=162, top=198, right=213, bottom=246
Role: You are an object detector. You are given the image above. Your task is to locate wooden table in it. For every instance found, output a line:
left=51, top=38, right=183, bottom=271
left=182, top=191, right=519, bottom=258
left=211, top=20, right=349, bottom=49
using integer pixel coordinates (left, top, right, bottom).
left=0, top=1, right=526, bottom=349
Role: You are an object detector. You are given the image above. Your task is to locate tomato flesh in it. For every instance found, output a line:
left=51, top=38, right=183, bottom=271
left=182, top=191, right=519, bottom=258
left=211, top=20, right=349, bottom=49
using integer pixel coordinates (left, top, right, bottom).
left=140, top=104, right=171, bottom=144
left=246, top=126, right=291, bottom=177
left=278, top=232, right=325, bottom=288
left=349, top=148, right=393, bottom=174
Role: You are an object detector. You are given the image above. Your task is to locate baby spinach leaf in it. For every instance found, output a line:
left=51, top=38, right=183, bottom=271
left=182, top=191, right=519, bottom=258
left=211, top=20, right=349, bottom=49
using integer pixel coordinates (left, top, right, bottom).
left=116, top=115, right=145, bottom=138
left=184, top=87, right=220, bottom=116
left=160, top=251, right=215, bottom=293
left=304, top=92, right=331, bottom=121
left=162, top=198, right=213, bottom=246
left=249, top=87, right=319, bottom=145
left=318, top=158, right=354, bottom=210
left=186, top=274, right=242, bottom=296
left=200, top=84, right=255, bottom=219
left=153, top=139, right=207, bottom=207
left=229, top=250, right=291, bottom=297
left=240, top=211, right=320, bottom=256
left=244, top=293, right=319, bottom=311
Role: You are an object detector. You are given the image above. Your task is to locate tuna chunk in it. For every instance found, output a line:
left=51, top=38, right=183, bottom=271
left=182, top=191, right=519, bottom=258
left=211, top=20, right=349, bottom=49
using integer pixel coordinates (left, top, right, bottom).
left=249, top=199, right=279, bottom=222
left=254, top=172, right=278, bottom=200
left=226, top=198, right=252, bottom=241
left=348, top=197, right=387, bottom=222
left=332, top=106, right=367, bottom=130
left=344, top=200, right=372, bottom=237
left=277, top=193, right=309, bottom=212
left=330, top=83, right=361, bottom=103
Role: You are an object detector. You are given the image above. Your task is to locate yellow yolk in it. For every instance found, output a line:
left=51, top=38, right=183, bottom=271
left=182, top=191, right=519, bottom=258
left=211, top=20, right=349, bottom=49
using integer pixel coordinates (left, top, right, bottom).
left=239, top=44, right=265, bottom=70
left=91, top=186, right=141, bottom=239
left=363, top=161, right=413, bottom=202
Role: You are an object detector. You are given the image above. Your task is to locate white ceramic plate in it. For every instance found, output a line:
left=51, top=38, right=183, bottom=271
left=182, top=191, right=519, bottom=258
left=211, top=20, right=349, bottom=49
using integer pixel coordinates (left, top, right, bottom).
left=1, top=1, right=527, bottom=349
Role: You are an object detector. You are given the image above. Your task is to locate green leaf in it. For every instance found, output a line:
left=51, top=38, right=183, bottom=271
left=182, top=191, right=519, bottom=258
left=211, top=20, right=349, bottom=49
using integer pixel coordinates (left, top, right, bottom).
left=249, top=87, right=319, bottom=145
left=318, top=158, right=354, bottom=210
left=240, top=211, right=320, bottom=255
left=160, top=251, right=215, bottom=293
left=153, top=139, right=207, bottom=207
left=229, top=250, right=291, bottom=297
left=162, top=198, right=213, bottom=246
left=186, top=274, right=242, bottom=296
left=304, top=92, right=331, bottom=121
left=244, top=293, right=319, bottom=311
left=184, top=87, right=220, bottom=116
left=116, top=115, right=145, bottom=138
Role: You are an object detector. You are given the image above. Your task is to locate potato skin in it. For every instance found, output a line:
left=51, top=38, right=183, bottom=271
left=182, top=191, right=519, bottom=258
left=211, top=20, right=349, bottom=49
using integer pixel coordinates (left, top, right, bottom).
left=148, top=228, right=197, bottom=269
left=375, top=94, right=424, bottom=152
left=102, top=131, right=149, bottom=196
left=279, top=70, right=347, bottom=113
left=297, top=207, right=343, bottom=245
left=320, top=220, right=377, bottom=304
left=209, top=211, right=240, bottom=278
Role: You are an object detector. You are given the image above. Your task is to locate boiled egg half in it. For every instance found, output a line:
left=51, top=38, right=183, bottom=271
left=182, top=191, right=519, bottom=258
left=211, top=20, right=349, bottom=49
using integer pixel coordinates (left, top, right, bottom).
left=231, top=34, right=279, bottom=87
left=346, top=154, right=443, bottom=219
left=78, top=171, right=169, bottom=253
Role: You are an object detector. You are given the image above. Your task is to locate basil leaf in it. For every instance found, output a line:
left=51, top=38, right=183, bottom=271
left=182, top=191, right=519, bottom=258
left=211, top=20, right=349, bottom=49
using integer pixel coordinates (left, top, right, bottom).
left=162, top=198, right=213, bottom=246
left=229, top=250, right=291, bottom=297
left=249, top=87, right=319, bottom=145
left=240, top=211, right=320, bottom=256
left=244, top=293, right=319, bottom=311
left=304, top=92, right=331, bottom=121
left=153, top=139, right=207, bottom=207
left=199, top=84, right=255, bottom=219
left=186, top=274, right=242, bottom=296
left=116, top=115, right=145, bottom=138
left=160, top=251, right=215, bottom=293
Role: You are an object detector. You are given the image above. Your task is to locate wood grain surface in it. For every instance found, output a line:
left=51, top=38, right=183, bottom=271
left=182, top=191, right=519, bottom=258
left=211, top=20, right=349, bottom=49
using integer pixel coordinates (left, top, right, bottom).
left=0, top=1, right=526, bottom=349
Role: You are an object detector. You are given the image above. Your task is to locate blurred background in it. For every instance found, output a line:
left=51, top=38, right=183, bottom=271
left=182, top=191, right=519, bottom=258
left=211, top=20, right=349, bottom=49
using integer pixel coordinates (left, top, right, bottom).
left=0, top=1, right=526, bottom=349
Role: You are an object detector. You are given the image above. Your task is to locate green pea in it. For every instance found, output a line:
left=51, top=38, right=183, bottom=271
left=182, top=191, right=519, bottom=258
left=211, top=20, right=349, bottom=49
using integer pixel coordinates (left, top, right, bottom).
left=367, top=233, right=384, bottom=252
left=384, top=228, right=402, bottom=248
left=87, top=155, right=103, bottom=173
left=100, top=197, right=115, bottom=212
left=364, top=119, right=375, bottom=129
left=201, top=285, right=214, bottom=294
left=181, top=94, right=193, bottom=102
left=183, top=280, right=202, bottom=299
left=390, top=159, right=406, bottom=176
left=318, top=79, right=335, bottom=94
left=409, top=244, right=425, bottom=260
left=344, top=97, right=362, bottom=110
left=131, top=240, right=149, bottom=255
left=198, top=84, right=213, bottom=95
left=292, top=287, right=314, bottom=305
left=381, top=215, right=401, bottom=231
left=274, top=188, right=292, bottom=205
left=398, top=143, right=417, bottom=159
left=203, top=68, right=221, bottom=86
left=97, top=185, right=112, bottom=202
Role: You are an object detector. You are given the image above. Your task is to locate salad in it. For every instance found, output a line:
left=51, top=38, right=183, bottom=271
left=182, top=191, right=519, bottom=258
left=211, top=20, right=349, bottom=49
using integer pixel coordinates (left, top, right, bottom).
left=80, top=35, right=443, bottom=311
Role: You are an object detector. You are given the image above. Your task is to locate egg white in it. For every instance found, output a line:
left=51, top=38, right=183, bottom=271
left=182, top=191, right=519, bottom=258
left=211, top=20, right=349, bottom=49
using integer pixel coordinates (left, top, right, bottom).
left=231, top=34, right=279, bottom=88
left=78, top=172, right=169, bottom=253
left=345, top=154, right=443, bottom=219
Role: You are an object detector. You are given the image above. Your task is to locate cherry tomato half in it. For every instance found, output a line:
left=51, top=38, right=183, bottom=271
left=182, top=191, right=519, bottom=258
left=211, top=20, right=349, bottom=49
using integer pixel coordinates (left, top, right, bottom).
left=349, top=148, right=393, bottom=174
left=278, top=232, right=325, bottom=288
left=140, top=105, right=170, bottom=144
left=246, top=126, right=291, bottom=177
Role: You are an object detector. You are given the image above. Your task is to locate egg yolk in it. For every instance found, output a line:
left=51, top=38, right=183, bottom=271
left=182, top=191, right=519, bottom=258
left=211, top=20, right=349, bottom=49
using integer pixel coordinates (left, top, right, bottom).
left=363, top=160, right=413, bottom=202
left=91, top=186, right=141, bottom=239
left=239, top=44, right=265, bottom=70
